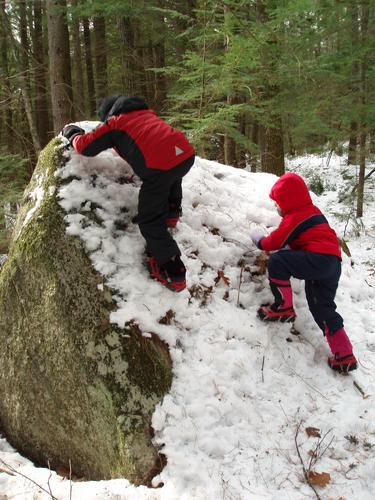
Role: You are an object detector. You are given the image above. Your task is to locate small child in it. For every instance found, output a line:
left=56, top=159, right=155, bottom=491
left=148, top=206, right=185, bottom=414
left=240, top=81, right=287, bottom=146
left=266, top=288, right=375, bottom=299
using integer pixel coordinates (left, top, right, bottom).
left=62, top=95, right=195, bottom=292
left=250, top=172, right=357, bottom=373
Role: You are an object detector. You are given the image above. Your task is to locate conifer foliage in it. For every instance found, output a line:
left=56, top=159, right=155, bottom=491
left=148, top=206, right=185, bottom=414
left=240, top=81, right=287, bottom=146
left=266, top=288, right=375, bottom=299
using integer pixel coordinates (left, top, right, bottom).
left=0, top=0, right=374, bottom=230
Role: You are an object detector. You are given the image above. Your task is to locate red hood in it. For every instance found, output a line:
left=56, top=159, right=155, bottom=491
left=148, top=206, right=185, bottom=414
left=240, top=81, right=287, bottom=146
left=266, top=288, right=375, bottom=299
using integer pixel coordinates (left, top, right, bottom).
left=269, top=173, right=312, bottom=213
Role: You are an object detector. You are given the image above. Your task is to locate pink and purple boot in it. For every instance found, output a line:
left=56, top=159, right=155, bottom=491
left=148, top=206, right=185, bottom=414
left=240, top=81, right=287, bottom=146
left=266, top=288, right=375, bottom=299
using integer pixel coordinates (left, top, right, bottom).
left=325, top=326, right=357, bottom=373
left=257, top=278, right=296, bottom=323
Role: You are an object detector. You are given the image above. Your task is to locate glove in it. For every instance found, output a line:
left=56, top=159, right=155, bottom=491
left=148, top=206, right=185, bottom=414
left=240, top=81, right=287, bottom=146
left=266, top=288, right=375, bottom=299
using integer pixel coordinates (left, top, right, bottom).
left=62, top=124, right=85, bottom=143
left=250, top=230, right=264, bottom=249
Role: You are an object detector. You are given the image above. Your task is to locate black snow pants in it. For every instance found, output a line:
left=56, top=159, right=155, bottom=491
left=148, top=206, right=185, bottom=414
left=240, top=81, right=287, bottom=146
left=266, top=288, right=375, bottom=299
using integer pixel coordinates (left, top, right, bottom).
left=137, top=155, right=195, bottom=265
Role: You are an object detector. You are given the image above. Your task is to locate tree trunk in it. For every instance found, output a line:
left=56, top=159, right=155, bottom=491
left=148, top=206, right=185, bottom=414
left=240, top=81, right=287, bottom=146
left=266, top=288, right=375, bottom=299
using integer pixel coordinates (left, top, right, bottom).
left=223, top=95, right=238, bottom=167
left=152, top=41, right=167, bottom=110
left=0, top=0, right=13, bottom=152
left=132, top=19, right=150, bottom=101
left=348, top=4, right=359, bottom=165
left=18, top=1, right=30, bottom=95
left=71, top=0, right=85, bottom=118
left=224, top=133, right=237, bottom=167
left=249, top=121, right=259, bottom=173
left=46, top=0, right=74, bottom=133
left=83, top=17, right=96, bottom=116
left=32, top=0, right=51, bottom=147
left=348, top=121, right=358, bottom=165
left=1, top=2, right=41, bottom=155
left=19, top=0, right=41, bottom=155
left=259, top=118, right=285, bottom=176
left=356, top=2, right=369, bottom=218
left=223, top=5, right=238, bottom=167
left=144, top=40, right=155, bottom=105
left=256, top=0, right=285, bottom=176
left=93, top=15, right=108, bottom=103
left=118, top=17, right=135, bottom=95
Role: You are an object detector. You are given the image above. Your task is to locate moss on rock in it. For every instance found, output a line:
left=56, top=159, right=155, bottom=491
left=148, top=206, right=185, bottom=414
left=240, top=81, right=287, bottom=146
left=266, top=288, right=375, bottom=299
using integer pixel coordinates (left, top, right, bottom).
left=0, top=140, right=172, bottom=484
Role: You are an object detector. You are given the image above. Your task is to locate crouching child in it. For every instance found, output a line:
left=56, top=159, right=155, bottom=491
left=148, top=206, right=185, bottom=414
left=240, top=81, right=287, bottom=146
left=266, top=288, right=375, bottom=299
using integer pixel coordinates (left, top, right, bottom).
left=250, top=172, right=357, bottom=373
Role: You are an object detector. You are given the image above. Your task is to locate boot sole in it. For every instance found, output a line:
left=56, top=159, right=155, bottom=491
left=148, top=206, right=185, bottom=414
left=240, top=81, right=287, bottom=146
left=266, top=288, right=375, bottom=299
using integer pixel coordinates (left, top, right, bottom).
left=257, top=310, right=296, bottom=323
left=328, top=360, right=357, bottom=373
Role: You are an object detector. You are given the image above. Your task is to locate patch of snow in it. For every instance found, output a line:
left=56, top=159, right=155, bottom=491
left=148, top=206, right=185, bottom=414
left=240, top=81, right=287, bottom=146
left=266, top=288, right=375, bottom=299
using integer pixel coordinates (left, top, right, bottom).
left=23, top=174, right=45, bottom=227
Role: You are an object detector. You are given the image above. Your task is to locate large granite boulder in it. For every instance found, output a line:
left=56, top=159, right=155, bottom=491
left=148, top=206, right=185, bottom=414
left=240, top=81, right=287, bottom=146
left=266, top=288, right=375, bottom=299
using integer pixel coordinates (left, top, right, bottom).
left=0, top=139, right=172, bottom=485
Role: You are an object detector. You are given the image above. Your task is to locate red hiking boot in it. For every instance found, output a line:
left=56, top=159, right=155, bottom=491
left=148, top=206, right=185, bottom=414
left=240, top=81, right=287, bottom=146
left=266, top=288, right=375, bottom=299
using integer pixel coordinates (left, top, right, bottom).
left=146, top=254, right=186, bottom=292
left=257, top=304, right=296, bottom=323
left=328, top=354, right=357, bottom=373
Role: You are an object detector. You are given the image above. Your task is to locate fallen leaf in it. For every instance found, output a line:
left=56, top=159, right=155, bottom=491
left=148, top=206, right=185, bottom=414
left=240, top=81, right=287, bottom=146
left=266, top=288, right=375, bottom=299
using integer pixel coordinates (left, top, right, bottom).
left=306, top=427, right=321, bottom=438
left=159, top=309, right=175, bottom=325
left=308, top=471, right=331, bottom=487
left=214, top=270, right=230, bottom=286
left=254, top=253, right=268, bottom=275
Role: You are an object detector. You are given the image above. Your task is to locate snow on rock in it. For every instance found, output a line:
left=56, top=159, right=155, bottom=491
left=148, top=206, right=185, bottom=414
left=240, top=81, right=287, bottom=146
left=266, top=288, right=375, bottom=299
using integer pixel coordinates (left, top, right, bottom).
left=1, top=134, right=374, bottom=499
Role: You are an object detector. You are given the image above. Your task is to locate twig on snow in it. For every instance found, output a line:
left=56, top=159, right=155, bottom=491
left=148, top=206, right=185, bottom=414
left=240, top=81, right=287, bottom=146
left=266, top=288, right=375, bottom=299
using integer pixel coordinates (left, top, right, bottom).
left=261, top=354, right=265, bottom=383
left=69, top=459, right=73, bottom=500
left=307, top=428, right=334, bottom=471
left=47, top=460, right=54, bottom=499
left=294, top=422, right=321, bottom=500
left=237, top=262, right=245, bottom=307
left=0, top=457, right=58, bottom=500
left=0, top=466, right=16, bottom=476
left=353, top=380, right=370, bottom=399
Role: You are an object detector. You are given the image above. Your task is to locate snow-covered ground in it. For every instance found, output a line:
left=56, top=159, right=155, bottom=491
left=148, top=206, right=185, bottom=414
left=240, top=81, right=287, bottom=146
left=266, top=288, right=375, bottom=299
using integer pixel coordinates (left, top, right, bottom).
left=1, top=131, right=374, bottom=499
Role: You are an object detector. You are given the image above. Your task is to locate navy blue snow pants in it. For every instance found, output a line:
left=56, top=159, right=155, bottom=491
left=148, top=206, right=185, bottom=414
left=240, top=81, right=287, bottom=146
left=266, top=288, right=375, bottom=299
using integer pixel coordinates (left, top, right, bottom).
left=268, top=250, right=344, bottom=333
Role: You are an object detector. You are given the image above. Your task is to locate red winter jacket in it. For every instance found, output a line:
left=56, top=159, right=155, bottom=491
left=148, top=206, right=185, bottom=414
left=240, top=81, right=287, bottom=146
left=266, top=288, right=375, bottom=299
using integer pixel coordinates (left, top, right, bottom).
left=258, top=173, right=341, bottom=258
left=72, top=109, right=195, bottom=178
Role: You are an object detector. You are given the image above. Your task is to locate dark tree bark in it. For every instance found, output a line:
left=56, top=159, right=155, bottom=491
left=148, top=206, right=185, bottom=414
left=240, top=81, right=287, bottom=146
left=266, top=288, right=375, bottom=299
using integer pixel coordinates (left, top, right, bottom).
left=348, top=3, right=359, bottom=165
left=83, top=17, right=96, bottom=116
left=259, top=118, right=285, bottom=176
left=18, top=0, right=40, bottom=153
left=256, top=0, right=285, bottom=176
left=356, top=2, right=369, bottom=218
left=93, top=15, right=108, bottom=103
left=0, top=0, right=13, bottom=152
left=46, top=0, right=74, bottom=133
left=71, top=0, right=85, bottom=118
left=223, top=5, right=237, bottom=167
left=348, top=121, right=358, bottom=165
left=118, top=17, right=136, bottom=95
left=223, top=98, right=238, bottom=167
left=249, top=121, right=259, bottom=172
left=32, top=0, right=52, bottom=146
left=18, top=1, right=30, bottom=94
left=152, top=40, right=167, bottom=110
left=1, top=1, right=40, bottom=155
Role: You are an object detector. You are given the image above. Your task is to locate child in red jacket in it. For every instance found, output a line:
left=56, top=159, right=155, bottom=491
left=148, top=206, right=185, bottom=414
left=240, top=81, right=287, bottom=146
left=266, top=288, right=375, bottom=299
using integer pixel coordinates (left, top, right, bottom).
left=250, top=172, right=357, bottom=373
left=62, top=95, right=195, bottom=292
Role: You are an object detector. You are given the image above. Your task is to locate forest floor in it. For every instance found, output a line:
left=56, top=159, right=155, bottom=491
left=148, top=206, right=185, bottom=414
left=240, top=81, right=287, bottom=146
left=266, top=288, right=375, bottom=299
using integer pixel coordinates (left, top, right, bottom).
left=1, top=140, right=374, bottom=500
